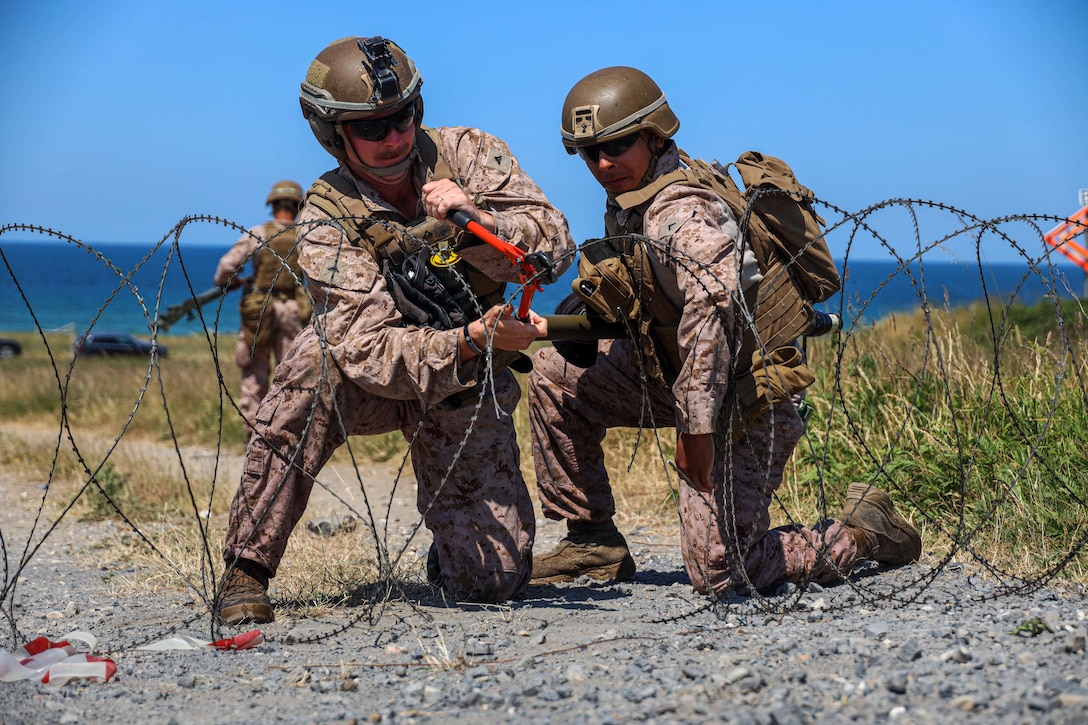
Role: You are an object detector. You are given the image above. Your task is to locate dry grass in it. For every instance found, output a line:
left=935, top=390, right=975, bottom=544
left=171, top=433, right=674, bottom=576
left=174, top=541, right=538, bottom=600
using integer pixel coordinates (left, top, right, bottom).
left=85, top=510, right=427, bottom=621
left=4, top=296, right=1087, bottom=599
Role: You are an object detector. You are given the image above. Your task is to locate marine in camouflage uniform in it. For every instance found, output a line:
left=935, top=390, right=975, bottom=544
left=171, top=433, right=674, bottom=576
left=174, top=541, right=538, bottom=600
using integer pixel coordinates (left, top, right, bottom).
left=213, top=180, right=309, bottom=434
left=530, top=67, right=921, bottom=596
left=218, top=37, right=572, bottom=624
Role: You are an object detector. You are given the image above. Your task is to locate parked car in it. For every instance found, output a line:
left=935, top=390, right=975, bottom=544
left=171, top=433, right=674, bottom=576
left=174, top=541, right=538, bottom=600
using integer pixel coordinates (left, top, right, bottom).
left=0, top=338, right=22, bottom=359
left=72, top=332, right=168, bottom=358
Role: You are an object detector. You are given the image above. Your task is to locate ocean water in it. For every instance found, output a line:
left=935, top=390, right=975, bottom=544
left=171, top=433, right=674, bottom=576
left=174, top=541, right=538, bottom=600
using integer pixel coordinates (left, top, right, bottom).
left=0, top=239, right=1082, bottom=337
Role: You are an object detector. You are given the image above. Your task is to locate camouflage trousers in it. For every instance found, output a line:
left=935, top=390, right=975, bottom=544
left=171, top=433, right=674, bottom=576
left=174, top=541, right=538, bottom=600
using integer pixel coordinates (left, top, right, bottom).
left=233, top=297, right=305, bottom=428
left=223, top=327, right=534, bottom=603
left=529, top=340, right=857, bottom=595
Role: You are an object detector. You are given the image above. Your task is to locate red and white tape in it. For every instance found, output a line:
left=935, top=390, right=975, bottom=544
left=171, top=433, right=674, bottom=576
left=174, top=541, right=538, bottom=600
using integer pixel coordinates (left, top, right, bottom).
left=1, top=631, right=116, bottom=685
left=1, top=629, right=263, bottom=685
left=136, top=629, right=264, bottom=651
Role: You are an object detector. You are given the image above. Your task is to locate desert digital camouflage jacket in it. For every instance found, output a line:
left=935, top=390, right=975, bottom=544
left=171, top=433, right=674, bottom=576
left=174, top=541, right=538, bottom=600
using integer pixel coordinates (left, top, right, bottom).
left=604, top=144, right=741, bottom=436
left=296, top=125, right=574, bottom=410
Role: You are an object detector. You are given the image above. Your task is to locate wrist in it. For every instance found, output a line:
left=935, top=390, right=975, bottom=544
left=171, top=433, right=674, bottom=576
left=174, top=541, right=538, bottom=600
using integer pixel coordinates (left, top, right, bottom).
left=463, top=323, right=486, bottom=356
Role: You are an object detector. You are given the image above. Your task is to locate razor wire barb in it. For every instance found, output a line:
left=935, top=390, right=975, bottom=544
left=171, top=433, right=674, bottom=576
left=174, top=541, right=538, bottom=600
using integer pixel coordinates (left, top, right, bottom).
left=0, top=194, right=1086, bottom=647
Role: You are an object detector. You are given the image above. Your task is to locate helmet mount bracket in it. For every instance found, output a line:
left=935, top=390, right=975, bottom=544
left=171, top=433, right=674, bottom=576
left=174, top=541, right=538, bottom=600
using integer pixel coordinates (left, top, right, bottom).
left=359, top=37, right=401, bottom=104
left=571, top=105, right=601, bottom=140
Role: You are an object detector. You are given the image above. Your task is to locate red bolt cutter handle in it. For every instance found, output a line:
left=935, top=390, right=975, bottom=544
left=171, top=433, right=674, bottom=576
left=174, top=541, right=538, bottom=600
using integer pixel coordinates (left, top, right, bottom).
left=446, top=209, right=554, bottom=320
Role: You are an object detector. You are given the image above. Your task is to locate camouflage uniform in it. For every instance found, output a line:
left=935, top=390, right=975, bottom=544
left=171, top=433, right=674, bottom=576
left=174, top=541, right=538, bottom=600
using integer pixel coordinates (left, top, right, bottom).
left=530, top=144, right=857, bottom=595
left=214, top=220, right=306, bottom=427
left=224, top=125, right=573, bottom=603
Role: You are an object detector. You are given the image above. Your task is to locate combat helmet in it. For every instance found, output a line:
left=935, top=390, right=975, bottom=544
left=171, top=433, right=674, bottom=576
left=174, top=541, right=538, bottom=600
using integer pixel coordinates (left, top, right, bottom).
left=299, top=36, right=423, bottom=163
left=266, top=180, right=304, bottom=206
left=561, top=66, right=679, bottom=155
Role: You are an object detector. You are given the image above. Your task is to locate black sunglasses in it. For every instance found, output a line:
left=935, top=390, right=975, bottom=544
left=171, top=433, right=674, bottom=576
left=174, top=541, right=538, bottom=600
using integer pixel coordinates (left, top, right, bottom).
left=344, top=103, right=417, bottom=142
left=576, top=133, right=641, bottom=163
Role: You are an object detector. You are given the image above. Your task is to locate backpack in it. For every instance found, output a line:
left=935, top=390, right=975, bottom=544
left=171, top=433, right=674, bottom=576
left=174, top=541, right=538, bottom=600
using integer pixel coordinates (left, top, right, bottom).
left=571, top=150, right=841, bottom=435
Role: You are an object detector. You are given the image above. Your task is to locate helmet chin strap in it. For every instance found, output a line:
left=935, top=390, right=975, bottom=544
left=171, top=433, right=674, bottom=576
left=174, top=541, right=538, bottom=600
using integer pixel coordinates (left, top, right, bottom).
left=638, top=134, right=669, bottom=188
left=355, top=154, right=414, bottom=178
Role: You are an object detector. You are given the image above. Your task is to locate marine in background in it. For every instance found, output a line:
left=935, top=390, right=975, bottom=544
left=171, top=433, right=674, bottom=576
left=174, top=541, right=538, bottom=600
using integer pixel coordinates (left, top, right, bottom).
left=528, top=66, right=921, bottom=595
left=213, top=180, right=311, bottom=438
left=217, top=35, right=573, bottom=624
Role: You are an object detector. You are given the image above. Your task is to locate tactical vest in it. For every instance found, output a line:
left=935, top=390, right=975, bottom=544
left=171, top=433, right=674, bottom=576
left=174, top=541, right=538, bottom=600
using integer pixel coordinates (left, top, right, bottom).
left=240, top=221, right=312, bottom=347
left=253, top=222, right=301, bottom=293
left=607, top=152, right=836, bottom=365
left=579, top=151, right=837, bottom=437
left=303, top=127, right=505, bottom=320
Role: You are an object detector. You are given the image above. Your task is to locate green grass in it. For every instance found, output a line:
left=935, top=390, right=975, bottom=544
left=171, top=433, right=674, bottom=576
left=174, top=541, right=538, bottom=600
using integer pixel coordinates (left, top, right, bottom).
left=791, top=300, right=1088, bottom=579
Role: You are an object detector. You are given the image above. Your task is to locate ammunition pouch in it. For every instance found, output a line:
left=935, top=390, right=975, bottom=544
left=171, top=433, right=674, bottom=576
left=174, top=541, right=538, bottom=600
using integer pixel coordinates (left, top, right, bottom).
left=573, top=237, right=682, bottom=387
left=295, top=285, right=313, bottom=325
left=727, top=345, right=815, bottom=442
left=239, top=288, right=296, bottom=349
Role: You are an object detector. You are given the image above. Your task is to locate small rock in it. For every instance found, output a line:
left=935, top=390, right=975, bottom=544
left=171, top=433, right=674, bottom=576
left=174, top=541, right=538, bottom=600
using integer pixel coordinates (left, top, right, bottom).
left=564, top=663, right=587, bottom=682
left=305, top=514, right=357, bottom=537
left=941, top=646, right=971, bottom=663
left=681, top=665, right=705, bottom=680
left=724, top=666, right=750, bottom=684
left=886, top=671, right=908, bottom=694
left=1066, top=627, right=1086, bottom=654
left=864, top=621, right=890, bottom=639
left=1027, top=695, right=1056, bottom=712
left=1058, top=693, right=1088, bottom=708
left=897, top=638, right=922, bottom=662
left=949, top=696, right=977, bottom=711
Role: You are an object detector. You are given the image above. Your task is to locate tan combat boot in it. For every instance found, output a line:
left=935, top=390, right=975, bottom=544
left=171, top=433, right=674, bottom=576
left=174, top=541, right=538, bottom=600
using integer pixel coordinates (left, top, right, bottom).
left=217, top=559, right=274, bottom=625
left=840, top=482, right=922, bottom=565
left=530, top=520, right=636, bottom=584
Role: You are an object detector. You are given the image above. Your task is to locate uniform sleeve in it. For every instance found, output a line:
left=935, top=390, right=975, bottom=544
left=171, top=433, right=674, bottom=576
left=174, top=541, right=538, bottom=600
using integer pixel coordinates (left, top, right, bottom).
left=437, top=127, right=575, bottom=283
left=212, top=226, right=263, bottom=287
left=295, top=204, right=482, bottom=409
left=643, top=184, right=741, bottom=436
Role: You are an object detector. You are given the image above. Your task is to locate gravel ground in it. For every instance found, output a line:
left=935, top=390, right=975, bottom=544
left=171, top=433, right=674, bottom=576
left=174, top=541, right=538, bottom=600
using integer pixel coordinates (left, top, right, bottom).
left=2, top=468, right=1087, bottom=724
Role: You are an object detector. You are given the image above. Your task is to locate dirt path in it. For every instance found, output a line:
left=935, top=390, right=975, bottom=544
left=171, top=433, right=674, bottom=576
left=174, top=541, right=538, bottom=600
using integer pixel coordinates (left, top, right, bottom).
left=2, top=429, right=1086, bottom=724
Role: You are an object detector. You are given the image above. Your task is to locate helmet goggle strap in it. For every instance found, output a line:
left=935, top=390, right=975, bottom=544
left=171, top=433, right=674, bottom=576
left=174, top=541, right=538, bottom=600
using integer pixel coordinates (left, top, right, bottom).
left=359, top=37, right=402, bottom=104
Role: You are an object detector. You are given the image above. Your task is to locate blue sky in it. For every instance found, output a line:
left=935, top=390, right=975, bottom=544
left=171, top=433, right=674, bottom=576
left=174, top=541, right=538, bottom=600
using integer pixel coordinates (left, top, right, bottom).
left=2, top=0, right=1086, bottom=265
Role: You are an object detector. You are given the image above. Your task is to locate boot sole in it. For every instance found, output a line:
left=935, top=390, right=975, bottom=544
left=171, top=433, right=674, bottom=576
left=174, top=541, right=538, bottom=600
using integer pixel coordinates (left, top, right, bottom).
left=218, top=601, right=275, bottom=625
left=530, top=554, right=636, bottom=585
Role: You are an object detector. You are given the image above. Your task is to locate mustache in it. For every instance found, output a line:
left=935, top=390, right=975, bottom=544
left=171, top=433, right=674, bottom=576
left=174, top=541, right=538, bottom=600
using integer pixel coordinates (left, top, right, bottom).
left=374, top=145, right=412, bottom=162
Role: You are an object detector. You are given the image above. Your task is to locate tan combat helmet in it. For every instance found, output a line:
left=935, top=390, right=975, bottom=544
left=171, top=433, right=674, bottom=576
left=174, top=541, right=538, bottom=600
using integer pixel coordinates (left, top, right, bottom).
left=299, top=36, right=423, bottom=163
left=266, top=180, right=304, bottom=206
left=560, top=66, right=679, bottom=155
